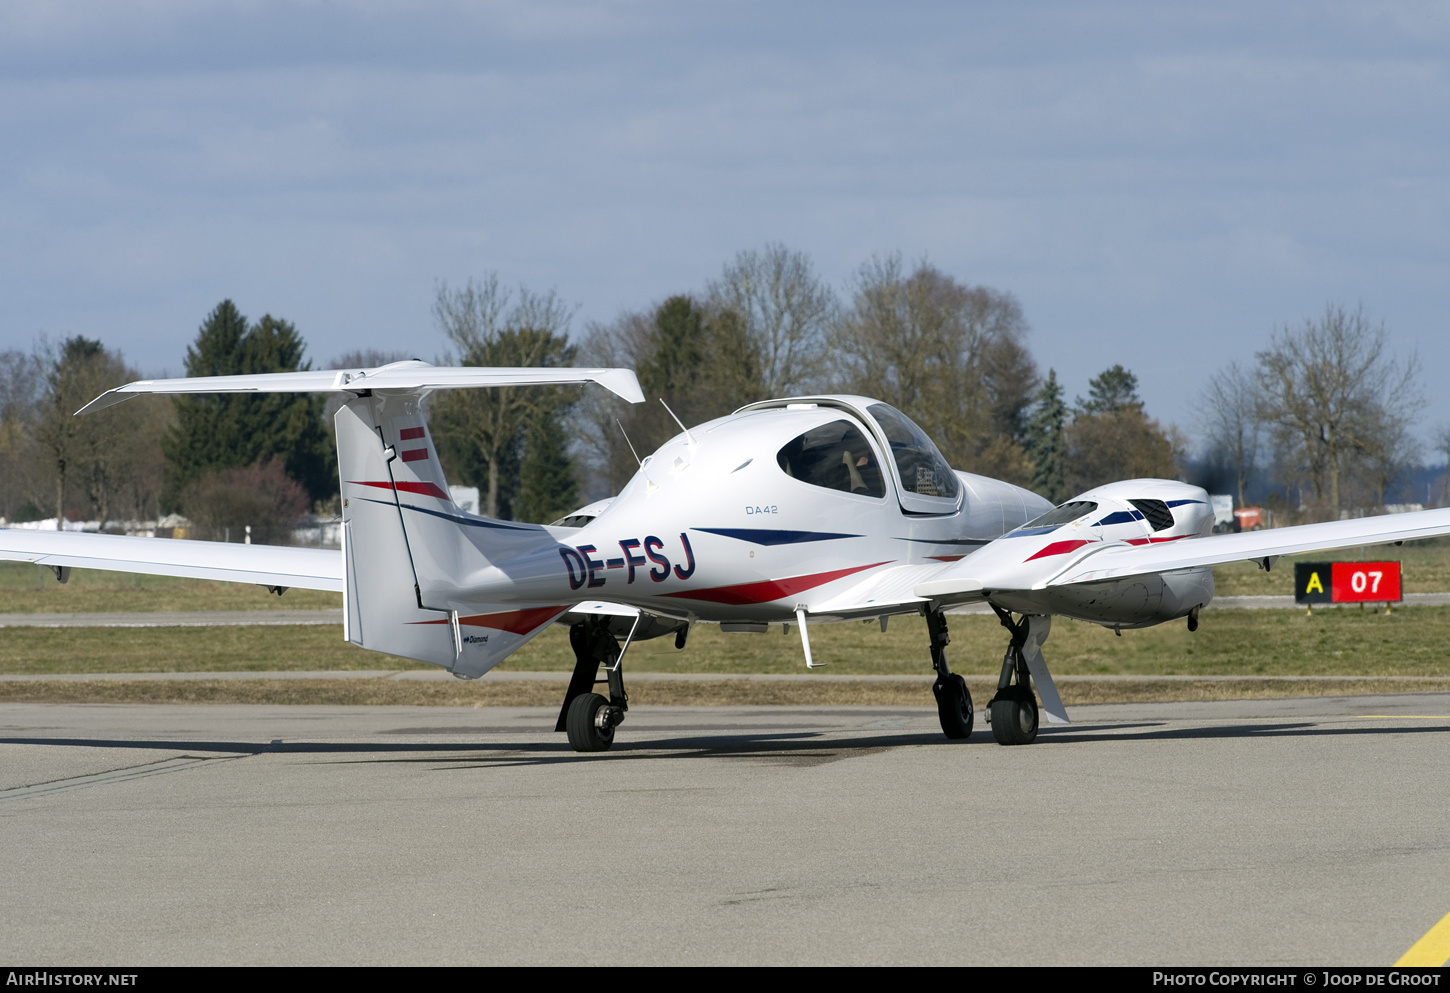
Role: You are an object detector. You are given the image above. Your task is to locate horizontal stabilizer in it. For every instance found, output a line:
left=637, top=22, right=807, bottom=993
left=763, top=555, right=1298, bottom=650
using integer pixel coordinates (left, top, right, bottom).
left=0, top=529, right=343, bottom=591
left=76, top=361, right=645, bottom=414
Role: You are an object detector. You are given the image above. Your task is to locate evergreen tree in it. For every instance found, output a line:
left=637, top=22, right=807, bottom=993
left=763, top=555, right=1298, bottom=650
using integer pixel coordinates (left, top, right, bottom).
left=163, top=301, right=335, bottom=510
left=1076, top=364, right=1142, bottom=415
left=1025, top=368, right=1068, bottom=503
left=515, top=408, right=580, bottom=523
left=1064, top=364, right=1178, bottom=491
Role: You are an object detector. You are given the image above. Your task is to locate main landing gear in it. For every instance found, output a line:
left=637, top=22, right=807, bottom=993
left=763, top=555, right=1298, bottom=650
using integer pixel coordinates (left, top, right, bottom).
left=924, top=608, right=974, bottom=739
left=557, top=616, right=634, bottom=752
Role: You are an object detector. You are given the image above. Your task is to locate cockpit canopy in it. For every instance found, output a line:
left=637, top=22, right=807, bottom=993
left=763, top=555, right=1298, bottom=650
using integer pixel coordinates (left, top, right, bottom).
left=760, top=398, right=961, bottom=514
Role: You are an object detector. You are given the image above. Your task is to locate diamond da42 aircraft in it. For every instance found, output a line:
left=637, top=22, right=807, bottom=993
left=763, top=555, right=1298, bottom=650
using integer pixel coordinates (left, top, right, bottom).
left=6, top=361, right=1450, bottom=751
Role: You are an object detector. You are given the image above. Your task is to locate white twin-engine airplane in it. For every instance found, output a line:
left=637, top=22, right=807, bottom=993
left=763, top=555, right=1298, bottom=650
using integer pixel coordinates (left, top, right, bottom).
left=7, top=361, right=1450, bottom=752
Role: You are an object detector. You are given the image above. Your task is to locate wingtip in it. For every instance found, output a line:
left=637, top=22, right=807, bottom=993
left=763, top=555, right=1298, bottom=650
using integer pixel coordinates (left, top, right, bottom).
left=74, top=388, right=133, bottom=415
left=596, top=369, right=646, bottom=404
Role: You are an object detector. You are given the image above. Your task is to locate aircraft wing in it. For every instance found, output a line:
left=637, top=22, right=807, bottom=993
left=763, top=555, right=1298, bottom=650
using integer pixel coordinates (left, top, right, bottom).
left=0, top=529, right=344, bottom=592
left=76, top=364, right=644, bottom=413
left=1043, top=507, right=1450, bottom=588
left=807, top=562, right=983, bottom=619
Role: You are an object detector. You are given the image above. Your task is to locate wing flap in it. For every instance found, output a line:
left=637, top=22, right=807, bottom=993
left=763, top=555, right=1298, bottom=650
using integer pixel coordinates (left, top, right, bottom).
left=809, top=562, right=982, bottom=618
left=0, top=530, right=343, bottom=592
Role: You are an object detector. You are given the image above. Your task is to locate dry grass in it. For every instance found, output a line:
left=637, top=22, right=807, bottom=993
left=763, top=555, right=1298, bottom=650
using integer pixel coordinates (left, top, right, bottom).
left=6, top=606, right=1450, bottom=680
left=0, top=561, right=342, bottom=613
left=1211, top=536, right=1450, bottom=596
left=6, top=675, right=1450, bottom=708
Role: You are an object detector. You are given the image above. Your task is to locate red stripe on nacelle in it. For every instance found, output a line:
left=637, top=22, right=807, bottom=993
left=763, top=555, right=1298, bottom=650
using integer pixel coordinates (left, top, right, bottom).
left=1025, top=539, right=1091, bottom=561
left=399, top=427, right=426, bottom=440
left=662, top=561, right=890, bottom=605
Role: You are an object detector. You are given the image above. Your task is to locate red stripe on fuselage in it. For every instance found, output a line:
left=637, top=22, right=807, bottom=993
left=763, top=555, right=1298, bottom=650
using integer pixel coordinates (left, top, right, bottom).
left=662, top=562, right=890, bottom=605
left=410, top=606, right=567, bottom=634
left=348, top=479, right=452, bottom=500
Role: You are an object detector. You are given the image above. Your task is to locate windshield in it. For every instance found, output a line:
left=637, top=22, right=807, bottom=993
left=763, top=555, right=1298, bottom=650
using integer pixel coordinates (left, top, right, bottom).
left=1020, top=501, right=1097, bottom=530
left=867, top=403, right=959, bottom=500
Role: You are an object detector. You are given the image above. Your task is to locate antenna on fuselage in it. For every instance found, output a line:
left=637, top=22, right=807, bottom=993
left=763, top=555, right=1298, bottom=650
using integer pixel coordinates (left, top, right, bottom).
left=616, top=419, right=643, bottom=467
left=617, top=419, right=659, bottom=494
left=659, top=398, right=698, bottom=448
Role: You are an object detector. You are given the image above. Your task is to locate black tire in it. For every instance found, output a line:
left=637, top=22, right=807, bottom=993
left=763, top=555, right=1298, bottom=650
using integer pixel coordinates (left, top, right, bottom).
left=933, top=673, right=974, bottom=739
left=565, top=692, right=614, bottom=752
left=989, top=687, right=1038, bottom=746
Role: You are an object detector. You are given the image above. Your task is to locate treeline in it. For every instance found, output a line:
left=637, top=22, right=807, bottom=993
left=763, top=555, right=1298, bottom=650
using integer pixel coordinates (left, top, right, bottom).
left=1197, top=305, right=1438, bottom=522
left=545, top=246, right=1179, bottom=514
left=0, top=301, right=336, bottom=542
left=0, top=244, right=1185, bottom=536
left=6, top=242, right=1424, bottom=540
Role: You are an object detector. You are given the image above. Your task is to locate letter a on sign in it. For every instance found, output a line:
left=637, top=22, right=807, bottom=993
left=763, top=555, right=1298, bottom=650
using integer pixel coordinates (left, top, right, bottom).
left=1294, top=562, right=1332, bottom=604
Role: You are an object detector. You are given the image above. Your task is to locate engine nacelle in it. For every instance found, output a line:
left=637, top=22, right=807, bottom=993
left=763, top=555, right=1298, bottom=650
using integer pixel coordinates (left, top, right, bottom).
left=969, top=478, right=1216, bottom=628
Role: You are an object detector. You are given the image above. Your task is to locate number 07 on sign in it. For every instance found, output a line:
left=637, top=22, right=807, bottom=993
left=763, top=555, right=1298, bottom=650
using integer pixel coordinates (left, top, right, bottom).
left=1294, top=561, right=1402, bottom=604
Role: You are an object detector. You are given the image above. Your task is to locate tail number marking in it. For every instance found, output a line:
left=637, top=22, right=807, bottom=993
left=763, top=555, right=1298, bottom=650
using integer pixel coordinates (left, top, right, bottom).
left=560, top=533, right=695, bottom=590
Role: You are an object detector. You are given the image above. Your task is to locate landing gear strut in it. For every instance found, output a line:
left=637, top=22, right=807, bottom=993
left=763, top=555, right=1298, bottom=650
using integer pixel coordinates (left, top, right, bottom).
left=556, top=616, right=633, bottom=752
left=987, top=606, right=1042, bottom=745
left=924, top=608, right=974, bottom=739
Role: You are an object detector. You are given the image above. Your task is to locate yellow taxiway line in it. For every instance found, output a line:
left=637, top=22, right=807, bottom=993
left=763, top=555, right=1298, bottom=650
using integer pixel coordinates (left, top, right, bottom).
left=1396, top=909, right=1450, bottom=967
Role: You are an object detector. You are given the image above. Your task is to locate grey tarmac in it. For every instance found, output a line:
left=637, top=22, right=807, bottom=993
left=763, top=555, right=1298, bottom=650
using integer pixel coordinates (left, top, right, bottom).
left=2, top=695, right=1449, bottom=966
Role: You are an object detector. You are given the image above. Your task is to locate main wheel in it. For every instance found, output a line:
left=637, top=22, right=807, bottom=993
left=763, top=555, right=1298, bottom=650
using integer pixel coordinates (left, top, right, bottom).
left=565, top=692, right=615, bottom=752
left=989, top=687, right=1038, bottom=746
left=933, top=673, right=974, bottom=739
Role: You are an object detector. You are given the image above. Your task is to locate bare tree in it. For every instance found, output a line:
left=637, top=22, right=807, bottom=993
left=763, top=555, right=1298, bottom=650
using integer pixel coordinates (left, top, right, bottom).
left=707, top=243, right=835, bottom=396
left=430, top=276, right=576, bottom=519
left=576, top=297, right=764, bottom=497
left=0, top=349, right=44, bottom=521
left=829, top=255, right=1038, bottom=483
left=1256, top=305, right=1422, bottom=521
left=1434, top=425, right=1450, bottom=507
left=33, top=337, right=140, bottom=525
left=1198, top=361, right=1262, bottom=506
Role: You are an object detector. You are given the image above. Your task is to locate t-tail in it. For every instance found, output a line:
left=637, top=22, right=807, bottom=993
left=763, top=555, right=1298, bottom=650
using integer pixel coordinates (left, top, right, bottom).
left=81, top=360, right=645, bottom=678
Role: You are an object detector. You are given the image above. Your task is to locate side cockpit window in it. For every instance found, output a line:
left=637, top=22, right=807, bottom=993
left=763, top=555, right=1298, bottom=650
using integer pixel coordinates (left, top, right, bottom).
left=777, top=420, right=886, bottom=498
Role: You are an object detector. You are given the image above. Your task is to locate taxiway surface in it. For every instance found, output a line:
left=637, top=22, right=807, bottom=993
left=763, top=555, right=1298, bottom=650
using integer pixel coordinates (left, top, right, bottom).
left=3, top=696, right=1448, bottom=966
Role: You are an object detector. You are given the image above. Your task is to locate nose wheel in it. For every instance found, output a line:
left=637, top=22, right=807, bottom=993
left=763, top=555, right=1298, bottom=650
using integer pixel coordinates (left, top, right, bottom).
left=988, top=683, right=1038, bottom=745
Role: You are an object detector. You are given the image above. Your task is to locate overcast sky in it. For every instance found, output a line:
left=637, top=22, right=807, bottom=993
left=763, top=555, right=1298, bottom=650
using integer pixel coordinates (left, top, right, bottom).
left=3, top=1, right=1447, bottom=452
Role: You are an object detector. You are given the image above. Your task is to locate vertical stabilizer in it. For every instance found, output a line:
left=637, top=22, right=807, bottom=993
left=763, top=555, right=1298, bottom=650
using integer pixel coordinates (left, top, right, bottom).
left=336, top=392, right=568, bottom=677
